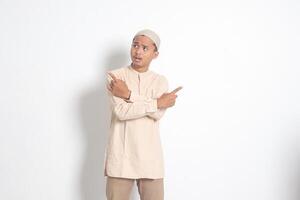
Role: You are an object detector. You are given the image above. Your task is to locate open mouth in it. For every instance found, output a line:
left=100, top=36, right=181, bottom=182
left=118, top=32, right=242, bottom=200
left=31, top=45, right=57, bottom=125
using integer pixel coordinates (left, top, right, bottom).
left=134, top=56, right=142, bottom=62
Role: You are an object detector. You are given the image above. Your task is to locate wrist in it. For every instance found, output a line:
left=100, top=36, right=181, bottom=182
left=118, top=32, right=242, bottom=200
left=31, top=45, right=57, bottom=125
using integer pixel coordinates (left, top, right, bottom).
left=125, top=90, right=131, bottom=100
left=157, top=98, right=161, bottom=109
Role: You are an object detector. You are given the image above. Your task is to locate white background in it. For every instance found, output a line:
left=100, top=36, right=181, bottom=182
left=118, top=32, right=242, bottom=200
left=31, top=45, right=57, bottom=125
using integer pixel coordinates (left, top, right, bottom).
left=1, top=0, right=300, bottom=200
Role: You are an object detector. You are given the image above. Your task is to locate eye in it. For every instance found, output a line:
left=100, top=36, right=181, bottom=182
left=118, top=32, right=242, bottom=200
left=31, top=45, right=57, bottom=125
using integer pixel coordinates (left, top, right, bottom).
left=143, top=46, right=148, bottom=51
left=132, top=44, right=139, bottom=48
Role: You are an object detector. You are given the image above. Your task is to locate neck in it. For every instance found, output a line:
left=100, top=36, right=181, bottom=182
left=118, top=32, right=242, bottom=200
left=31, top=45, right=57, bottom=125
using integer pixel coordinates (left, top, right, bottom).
left=131, top=63, right=149, bottom=73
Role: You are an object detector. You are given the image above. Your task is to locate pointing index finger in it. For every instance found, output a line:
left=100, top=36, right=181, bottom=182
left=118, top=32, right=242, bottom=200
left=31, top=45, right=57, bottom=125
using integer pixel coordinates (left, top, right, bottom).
left=170, top=86, right=183, bottom=94
left=108, top=72, right=117, bottom=81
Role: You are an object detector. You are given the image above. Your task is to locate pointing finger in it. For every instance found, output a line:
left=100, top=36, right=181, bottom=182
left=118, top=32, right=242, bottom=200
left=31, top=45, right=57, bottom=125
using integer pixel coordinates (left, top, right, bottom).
left=108, top=72, right=117, bottom=81
left=170, top=86, right=183, bottom=94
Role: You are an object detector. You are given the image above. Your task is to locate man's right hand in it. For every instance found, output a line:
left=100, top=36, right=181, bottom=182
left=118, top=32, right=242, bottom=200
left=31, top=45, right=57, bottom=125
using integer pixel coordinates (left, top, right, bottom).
left=157, top=86, right=183, bottom=109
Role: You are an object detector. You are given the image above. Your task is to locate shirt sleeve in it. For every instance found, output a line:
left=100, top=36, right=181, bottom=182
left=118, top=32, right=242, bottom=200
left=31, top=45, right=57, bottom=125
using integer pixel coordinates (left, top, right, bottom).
left=126, top=75, right=169, bottom=121
left=106, top=73, right=158, bottom=121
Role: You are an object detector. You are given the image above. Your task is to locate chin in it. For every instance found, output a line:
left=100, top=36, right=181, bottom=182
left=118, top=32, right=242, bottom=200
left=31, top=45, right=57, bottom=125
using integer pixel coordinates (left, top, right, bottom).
left=132, top=62, right=143, bottom=68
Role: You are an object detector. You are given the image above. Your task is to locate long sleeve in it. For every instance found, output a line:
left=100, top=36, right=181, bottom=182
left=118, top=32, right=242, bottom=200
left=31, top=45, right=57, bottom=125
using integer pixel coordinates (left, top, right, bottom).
left=107, top=74, right=158, bottom=121
left=127, top=75, right=169, bottom=121
left=105, top=66, right=167, bottom=179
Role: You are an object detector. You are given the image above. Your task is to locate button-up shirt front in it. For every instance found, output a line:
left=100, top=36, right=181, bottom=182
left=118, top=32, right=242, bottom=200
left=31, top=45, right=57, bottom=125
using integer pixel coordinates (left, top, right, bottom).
left=103, top=65, right=169, bottom=179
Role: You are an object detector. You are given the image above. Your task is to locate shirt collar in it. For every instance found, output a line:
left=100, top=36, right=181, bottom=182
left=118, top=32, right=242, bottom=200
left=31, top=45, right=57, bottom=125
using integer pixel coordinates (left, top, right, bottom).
left=128, top=64, right=153, bottom=77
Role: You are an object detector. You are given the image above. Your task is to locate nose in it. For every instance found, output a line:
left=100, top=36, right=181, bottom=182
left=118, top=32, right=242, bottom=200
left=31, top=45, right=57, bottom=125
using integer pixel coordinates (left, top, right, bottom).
left=135, top=46, right=143, bottom=55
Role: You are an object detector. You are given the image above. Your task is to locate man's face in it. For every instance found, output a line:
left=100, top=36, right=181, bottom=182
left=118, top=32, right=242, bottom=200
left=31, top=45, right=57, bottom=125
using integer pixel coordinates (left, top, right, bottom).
left=130, top=35, right=159, bottom=68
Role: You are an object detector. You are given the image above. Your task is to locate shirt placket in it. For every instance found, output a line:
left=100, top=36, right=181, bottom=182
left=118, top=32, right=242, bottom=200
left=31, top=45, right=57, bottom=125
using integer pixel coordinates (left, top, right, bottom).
left=123, top=72, right=141, bottom=159
left=138, top=74, right=141, bottom=95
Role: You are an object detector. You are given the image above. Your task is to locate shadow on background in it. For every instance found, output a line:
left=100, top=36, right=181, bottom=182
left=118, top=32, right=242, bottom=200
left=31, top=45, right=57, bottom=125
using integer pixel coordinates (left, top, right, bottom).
left=79, top=47, right=129, bottom=200
left=294, top=152, right=300, bottom=200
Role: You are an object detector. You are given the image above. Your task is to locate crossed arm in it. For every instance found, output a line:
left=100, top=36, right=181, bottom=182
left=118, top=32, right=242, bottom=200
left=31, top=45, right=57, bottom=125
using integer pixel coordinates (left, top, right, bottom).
left=106, top=72, right=183, bottom=121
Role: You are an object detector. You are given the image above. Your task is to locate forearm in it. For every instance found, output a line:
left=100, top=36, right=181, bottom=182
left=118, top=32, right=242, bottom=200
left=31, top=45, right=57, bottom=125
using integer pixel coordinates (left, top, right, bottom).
left=110, top=95, right=158, bottom=121
left=123, top=91, right=167, bottom=121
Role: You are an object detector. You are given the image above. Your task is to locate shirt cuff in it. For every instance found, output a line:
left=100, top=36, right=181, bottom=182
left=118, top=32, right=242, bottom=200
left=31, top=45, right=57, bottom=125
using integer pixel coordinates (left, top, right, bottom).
left=146, top=99, right=158, bottom=113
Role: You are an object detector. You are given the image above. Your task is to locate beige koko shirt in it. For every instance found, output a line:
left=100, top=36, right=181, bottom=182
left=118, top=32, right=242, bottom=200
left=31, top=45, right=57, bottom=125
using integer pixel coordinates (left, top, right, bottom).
left=103, top=65, right=169, bottom=179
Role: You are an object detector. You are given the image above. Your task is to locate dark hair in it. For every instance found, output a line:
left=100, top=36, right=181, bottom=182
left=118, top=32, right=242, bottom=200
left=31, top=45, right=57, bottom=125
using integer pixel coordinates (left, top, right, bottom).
left=153, top=44, right=158, bottom=52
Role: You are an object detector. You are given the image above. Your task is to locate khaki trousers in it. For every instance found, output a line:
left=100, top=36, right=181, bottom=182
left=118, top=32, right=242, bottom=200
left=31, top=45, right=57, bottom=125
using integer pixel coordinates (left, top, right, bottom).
left=106, top=176, right=164, bottom=200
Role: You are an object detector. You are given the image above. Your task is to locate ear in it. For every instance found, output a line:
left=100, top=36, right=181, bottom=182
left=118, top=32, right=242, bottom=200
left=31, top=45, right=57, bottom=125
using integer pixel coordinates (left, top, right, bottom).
left=153, top=51, right=159, bottom=59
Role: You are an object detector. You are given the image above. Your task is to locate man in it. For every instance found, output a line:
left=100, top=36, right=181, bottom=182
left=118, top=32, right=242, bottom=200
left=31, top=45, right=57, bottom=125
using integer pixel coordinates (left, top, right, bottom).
left=104, top=29, right=182, bottom=200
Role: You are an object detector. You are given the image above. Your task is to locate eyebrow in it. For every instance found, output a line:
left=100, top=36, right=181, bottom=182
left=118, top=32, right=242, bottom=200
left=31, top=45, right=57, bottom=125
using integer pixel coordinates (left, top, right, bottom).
left=132, top=42, right=149, bottom=48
